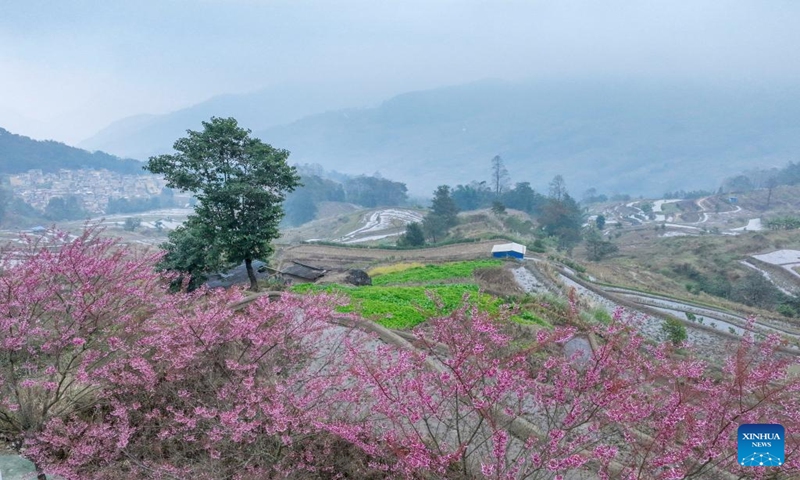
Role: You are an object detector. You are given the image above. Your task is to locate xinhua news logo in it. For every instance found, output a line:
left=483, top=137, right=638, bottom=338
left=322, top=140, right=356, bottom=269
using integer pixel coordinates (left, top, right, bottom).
left=738, top=424, right=785, bottom=467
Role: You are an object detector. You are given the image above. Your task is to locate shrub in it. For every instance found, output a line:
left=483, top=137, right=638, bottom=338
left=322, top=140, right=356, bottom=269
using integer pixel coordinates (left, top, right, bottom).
left=662, top=317, right=688, bottom=346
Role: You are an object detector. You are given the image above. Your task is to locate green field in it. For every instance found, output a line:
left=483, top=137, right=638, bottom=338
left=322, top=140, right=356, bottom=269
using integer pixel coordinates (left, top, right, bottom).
left=371, top=259, right=503, bottom=285
left=293, top=259, right=548, bottom=329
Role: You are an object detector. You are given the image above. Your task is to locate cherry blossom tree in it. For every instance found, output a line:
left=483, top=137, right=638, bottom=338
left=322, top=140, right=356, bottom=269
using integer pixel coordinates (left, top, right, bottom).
left=2, top=227, right=799, bottom=479
left=338, top=306, right=800, bottom=479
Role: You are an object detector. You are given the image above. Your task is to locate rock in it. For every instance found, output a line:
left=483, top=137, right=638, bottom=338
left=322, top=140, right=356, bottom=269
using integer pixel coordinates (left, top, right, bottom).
left=345, top=269, right=372, bottom=286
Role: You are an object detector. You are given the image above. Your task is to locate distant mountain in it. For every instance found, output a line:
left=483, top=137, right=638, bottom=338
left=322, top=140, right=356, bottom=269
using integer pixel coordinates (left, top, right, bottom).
left=79, top=83, right=382, bottom=161
left=255, top=79, right=800, bottom=197
left=0, top=127, right=143, bottom=174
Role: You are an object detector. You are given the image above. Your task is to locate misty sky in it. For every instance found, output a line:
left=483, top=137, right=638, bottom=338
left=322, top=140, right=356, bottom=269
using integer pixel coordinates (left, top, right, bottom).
left=2, top=0, right=799, bottom=144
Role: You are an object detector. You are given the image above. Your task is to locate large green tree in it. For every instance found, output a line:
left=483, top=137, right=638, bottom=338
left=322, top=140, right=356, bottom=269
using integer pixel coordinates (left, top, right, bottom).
left=146, top=117, right=300, bottom=291
left=423, top=185, right=459, bottom=242
left=539, top=194, right=583, bottom=252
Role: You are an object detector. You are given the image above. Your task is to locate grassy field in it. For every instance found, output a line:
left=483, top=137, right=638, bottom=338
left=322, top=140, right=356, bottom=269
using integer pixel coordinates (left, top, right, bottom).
left=293, top=259, right=548, bottom=329
left=370, top=259, right=503, bottom=286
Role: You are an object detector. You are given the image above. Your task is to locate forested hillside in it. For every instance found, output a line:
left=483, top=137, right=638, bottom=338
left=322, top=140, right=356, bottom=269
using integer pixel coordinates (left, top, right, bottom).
left=0, top=127, right=143, bottom=174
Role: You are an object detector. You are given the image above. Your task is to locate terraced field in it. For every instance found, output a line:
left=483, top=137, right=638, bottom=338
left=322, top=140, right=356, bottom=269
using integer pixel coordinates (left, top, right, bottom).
left=292, top=259, right=548, bottom=329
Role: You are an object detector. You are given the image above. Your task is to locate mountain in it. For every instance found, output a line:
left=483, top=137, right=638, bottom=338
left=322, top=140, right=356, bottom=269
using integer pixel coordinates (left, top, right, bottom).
left=254, top=79, right=800, bottom=197
left=79, top=83, right=384, bottom=161
left=0, top=127, right=143, bottom=174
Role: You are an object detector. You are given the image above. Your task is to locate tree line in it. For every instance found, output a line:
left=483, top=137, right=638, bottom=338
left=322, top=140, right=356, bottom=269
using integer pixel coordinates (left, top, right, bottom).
left=0, top=127, right=143, bottom=175
left=283, top=173, right=408, bottom=226
left=399, top=156, right=591, bottom=255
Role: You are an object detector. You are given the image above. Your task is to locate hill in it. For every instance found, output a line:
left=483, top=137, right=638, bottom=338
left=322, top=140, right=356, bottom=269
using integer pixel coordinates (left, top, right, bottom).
left=78, top=83, right=380, bottom=161
left=256, top=79, right=800, bottom=196
left=0, top=127, right=143, bottom=175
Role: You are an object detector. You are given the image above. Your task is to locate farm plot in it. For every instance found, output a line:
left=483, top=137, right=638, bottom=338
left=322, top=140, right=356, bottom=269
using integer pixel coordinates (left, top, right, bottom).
left=293, top=259, right=547, bottom=329
left=752, top=249, right=800, bottom=281
left=371, top=259, right=503, bottom=285
left=336, top=209, right=424, bottom=243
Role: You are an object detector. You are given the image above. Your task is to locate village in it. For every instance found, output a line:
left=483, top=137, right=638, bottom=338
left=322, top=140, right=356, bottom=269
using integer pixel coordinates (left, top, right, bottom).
left=6, top=168, right=170, bottom=214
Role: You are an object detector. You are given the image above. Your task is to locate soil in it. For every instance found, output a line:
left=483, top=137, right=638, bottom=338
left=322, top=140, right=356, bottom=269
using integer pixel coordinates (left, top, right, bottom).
left=474, top=266, right=524, bottom=297
left=274, top=240, right=510, bottom=270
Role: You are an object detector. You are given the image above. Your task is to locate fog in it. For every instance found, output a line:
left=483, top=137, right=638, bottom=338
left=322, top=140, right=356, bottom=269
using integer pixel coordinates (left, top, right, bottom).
left=2, top=0, right=799, bottom=144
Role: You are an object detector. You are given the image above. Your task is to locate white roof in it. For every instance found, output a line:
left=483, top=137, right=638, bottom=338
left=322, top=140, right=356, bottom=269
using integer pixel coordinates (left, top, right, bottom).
left=491, top=242, right=526, bottom=254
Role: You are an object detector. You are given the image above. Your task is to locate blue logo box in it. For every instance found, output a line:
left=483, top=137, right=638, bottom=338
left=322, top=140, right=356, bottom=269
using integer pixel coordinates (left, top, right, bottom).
left=738, top=424, right=785, bottom=467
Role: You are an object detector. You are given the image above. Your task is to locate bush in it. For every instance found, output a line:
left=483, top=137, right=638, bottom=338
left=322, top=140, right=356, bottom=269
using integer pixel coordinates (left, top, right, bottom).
left=777, top=303, right=797, bottom=317
left=529, top=238, right=546, bottom=253
left=662, top=317, right=688, bottom=346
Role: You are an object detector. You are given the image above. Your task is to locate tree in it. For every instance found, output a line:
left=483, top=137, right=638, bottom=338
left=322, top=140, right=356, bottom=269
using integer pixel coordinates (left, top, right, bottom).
left=452, top=182, right=491, bottom=211
left=491, top=200, right=506, bottom=216
left=540, top=194, right=583, bottom=252
left=490, top=155, right=509, bottom=196
left=341, top=306, right=800, bottom=479
left=595, top=214, right=606, bottom=230
left=44, top=196, right=86, bottom=221
left=283, top=192, right=317, bottom=226
left=5, top=233, right=800, bottom=478
left=501, top=182, right=546, bottom=215
left=397, top=221, right=425, bottom=246
left=765, top=176, right=778, bottom=209
left=422, top=185, right=459, bottom=243
left=158, top=216, right=225, bottom=291
left=2, top=230, right=371, bottom=479
left=0, top=228, right=170, bottom=479
left=548, top=174, right=567, bottom=201
left=724, top=174, right=754, bottom=193
left=585, top=227, right=618, bottom=261
left=344, top=175, right=407, bottom=207
left=661, top=317, right=688, bottom=346
left=146, top=117, right=300, bottom=291
left=122, top=217, right=141, bottom=231
left=730, top=271, right=780, bottom=309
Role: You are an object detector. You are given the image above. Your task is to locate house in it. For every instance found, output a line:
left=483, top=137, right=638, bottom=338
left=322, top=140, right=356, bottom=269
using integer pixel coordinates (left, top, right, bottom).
left=280, top=261, right=327, bottom=284
left=491, top=242, right=526, bottom=259
left=205, top=260, right=272, bottom=289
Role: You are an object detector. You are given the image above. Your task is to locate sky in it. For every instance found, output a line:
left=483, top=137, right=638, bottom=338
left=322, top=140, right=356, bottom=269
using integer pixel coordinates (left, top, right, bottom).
left=1, top=0, right=799, bottom=144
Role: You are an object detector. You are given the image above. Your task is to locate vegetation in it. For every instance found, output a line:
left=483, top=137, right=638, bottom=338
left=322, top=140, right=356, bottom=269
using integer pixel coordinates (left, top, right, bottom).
left=490, top=154, right=509, bottom=195
left=595, top=214, right=606, bottom=230
left=662, top=189, right=714, bottom=199
left=293, top=283, right=495, bottom=329
left=491, top=200, right=506, bottom=215
left=105, top=188, right=179, bottom=214
left=147, top=117, right=300, bottom=291
left=451, top=180, right=546, bottom=216
left=766, top=215, right=800, bottom=230
left=422, top=185, right=459, bottom=242
left=723, top=160, right=800, bottom=194
left=43, top=195, right=86, bottom=221
left=157, top=216, right=225, bottom=291
left=396, top=221, right=425, bottom=246
left=2, top=227, right=800, bottom=479
left=585, top=228, right=619, bottom=261
left=344, top=175, right=408, bottom=207
left=370, top=259, right=503, bottom=285
left=122, top=216, right=141, bottom=231
left=539, top=195, right=583, bottom=251
left=297, top=259, right=525, bottom=328
left=0, top=127, right=143, bottom=174
left=282, top=174, right=344, bottom=226
left=661, top=317, right=688, bottom=346
left=367, top=262, right=425, bottom=277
